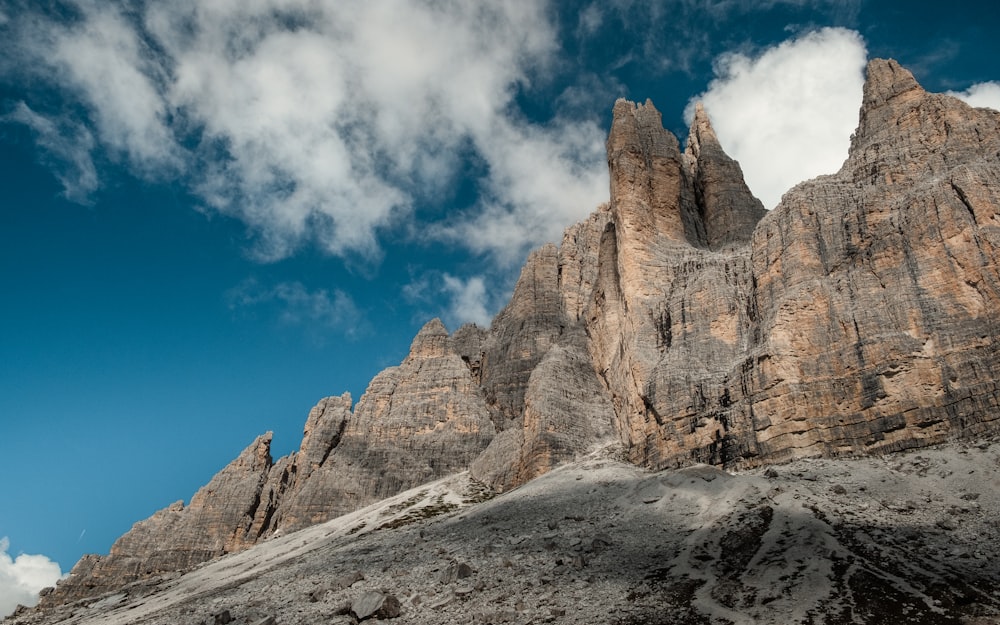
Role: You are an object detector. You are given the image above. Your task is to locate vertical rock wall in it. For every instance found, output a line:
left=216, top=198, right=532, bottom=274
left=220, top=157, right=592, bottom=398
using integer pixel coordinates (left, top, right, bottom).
left=586, top=59, right=1000, bottom=470
left=745, top=59, right=1000, bottom=462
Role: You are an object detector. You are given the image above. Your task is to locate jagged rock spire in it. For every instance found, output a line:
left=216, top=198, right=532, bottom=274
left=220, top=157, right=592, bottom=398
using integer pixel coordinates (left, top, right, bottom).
left=848, top=58, right=1000, bottom=186
left=685, top=102, right=767, bottom=249
left=405, top=318, right=451, bottom=361
left=860, top=58, right=922, bottom=115
left=607, top=98, right=704, bottom=247
left=686, top=102, right=720, bottom=152
left=606, top=97, right=765, bottom=252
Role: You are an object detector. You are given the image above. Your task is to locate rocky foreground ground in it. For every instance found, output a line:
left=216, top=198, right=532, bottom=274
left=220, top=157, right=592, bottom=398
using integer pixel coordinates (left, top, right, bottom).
left=10, top=434, right=999, bottom=625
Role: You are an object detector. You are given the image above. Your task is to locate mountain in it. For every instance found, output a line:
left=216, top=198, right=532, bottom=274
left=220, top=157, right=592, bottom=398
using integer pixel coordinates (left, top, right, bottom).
left=14, top=58, right=1000, bottom=621
left=10, top=438, right=1000, bottom=624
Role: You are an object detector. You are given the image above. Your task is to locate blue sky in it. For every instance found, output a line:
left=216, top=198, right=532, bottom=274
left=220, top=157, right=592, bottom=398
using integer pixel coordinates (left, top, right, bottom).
left=2, top=0, right=999, bottom=612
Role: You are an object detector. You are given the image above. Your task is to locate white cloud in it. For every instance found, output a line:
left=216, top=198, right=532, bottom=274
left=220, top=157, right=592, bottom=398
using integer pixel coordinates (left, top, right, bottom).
left=442, top=116, right=608, bottom=266
left=52, top=5, right=182, bottom=175
left=5, top=1, right=608, bottom=263
left=0, top=537, right=63, bottom=618
left=948, top=82, right=1000, bottom=112
left=442, top=274, right=492, bottom=328
left=685, top=27, right=868, bottom=209
left=403, top=271, right=499, bottom=330
left=227, top=279, right=364, bottom=336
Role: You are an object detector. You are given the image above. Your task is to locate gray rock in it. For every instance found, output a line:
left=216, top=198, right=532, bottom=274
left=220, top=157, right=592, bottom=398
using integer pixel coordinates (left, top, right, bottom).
left=440, top=561, right=474, bottom=584
left=351, top=591, right=401, bottom=621
left=309, top=571, right=363, bottom=602
left=332, top=570, right=365, bottom=591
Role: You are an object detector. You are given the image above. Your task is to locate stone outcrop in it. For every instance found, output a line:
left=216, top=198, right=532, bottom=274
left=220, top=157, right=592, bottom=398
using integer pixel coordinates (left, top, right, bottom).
left=685, top=102, right=768, bottom=249
left=739, top=59, right=1000, bottom=463
left=587, top=59, right=1000, bottom=470
left=470, top=241, right=616, bottom=490
left=41, top=58, right=1000, bottom=608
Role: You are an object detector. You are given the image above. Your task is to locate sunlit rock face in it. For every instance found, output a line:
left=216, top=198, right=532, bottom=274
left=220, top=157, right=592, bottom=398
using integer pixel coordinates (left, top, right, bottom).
left=40, top=59, right=1000, bottom=608
left=586, top=94, right=767, bottom=470
left=741, top=58, right=1000, bottom=464
left=587, top=59, right=1000, bottom=470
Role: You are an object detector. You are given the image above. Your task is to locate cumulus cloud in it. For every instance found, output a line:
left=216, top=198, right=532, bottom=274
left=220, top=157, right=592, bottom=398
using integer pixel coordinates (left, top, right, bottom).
left=4, top=1, right=608, bottom=263
left=949, top=82, right=1000, bottom=112
left=685, top=28, right=868, bottom=209
left=0, top=538, right=63, bottom=617
left=227, top=279, right=365, bottom=337
left=441, top=274, right=492, bottom=328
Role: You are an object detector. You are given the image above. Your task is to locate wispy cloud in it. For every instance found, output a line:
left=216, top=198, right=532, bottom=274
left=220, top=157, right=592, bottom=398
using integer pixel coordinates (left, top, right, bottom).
left=948, top=82, right=1000, bottom=111
left=0, top=537, right=63, bottom=618
left=576, top=0, right=862, bottom=75
left=436, top=117, right=608, bottom=266
left=685, top=27, right=868, bottom=209
left=3, top=103, right=98, bottom=203
left=227, top=279, right=366, bottom=338
left=3, top=1, right=608, bottom=264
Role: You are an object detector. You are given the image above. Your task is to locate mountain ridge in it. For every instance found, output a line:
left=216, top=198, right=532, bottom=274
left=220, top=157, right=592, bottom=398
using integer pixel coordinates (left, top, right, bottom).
left=23, top=57, right=1000, bottom=615
left=12, top=436, right=1000, bottom=624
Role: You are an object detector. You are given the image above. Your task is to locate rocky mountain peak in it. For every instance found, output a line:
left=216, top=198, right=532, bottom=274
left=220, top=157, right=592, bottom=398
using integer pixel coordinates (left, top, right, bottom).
left=405, top=317, right=451, bottom=361
left=606, top=97, right=699, bottom=247
left=684, top=102, right=767, bottom=248
left=229, top=431, right=273, bottom=474
left=860, top=57, right=923, bottom=112
left=607, top=98, right=682, bottom=159
left=847, top=58, right=1000, bottom=190
left=29, top=58, right=1000, bottom=617
left=685, top=101, right=720, bottom=156
left=606, top=95, right=765, bottom=255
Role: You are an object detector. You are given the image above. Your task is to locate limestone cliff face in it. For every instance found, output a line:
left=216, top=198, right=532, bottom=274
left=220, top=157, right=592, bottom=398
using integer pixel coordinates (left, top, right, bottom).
left=588, top=97, right=766, bottom=468
left=589, top=59, right=1000, bottom=469
left=744, top=58, right=1000, bottom=462
left=44, top=59, right=1000, bottom=607
left=470, top=240, right=617, bottom=490
left=290, top=319, right=494, bottom=519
